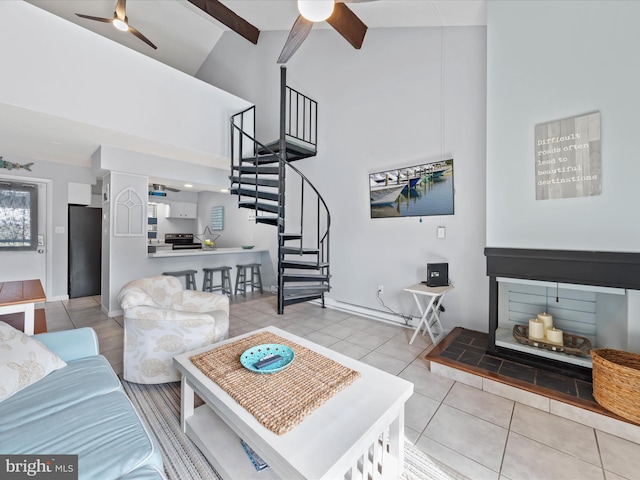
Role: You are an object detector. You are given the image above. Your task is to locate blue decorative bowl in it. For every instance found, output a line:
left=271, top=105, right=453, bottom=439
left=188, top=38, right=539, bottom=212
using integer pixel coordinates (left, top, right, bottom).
left=240, top=344, right=295, bottom=374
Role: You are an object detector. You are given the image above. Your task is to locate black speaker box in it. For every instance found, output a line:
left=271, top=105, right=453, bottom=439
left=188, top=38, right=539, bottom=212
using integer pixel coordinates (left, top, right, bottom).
left=426, top=263, right=448, bottom=287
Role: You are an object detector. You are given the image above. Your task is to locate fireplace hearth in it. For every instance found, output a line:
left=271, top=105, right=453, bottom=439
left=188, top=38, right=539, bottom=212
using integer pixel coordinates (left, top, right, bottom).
left=427, top=327, right=596, bottom=404
left=485, top=248, right=640, bottom=380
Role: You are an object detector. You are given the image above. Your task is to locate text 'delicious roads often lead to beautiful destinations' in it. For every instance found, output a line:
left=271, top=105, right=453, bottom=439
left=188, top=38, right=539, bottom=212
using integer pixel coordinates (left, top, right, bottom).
left=534, top=112, right=601, bottom=200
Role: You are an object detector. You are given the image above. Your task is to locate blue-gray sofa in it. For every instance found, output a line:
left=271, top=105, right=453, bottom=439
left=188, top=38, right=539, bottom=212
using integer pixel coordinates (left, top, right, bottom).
left=0, top=327, right=165, bottom=479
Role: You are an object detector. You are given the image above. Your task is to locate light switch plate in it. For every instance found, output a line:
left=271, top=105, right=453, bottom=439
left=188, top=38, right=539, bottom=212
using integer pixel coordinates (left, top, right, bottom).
left=437, top=226, right=446, bottom=239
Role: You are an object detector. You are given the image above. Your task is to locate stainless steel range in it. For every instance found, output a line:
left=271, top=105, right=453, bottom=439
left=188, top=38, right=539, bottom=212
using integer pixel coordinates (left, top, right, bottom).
left=165, top=233, right=202, bottom=250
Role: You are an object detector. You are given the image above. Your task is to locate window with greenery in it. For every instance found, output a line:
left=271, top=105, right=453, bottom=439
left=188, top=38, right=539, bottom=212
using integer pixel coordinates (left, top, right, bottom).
left=0, top=181, right=38, bottom=250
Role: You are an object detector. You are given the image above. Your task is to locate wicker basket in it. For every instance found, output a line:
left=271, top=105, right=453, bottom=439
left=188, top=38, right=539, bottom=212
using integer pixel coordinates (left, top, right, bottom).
left=591, top=348, right=640, bottom=424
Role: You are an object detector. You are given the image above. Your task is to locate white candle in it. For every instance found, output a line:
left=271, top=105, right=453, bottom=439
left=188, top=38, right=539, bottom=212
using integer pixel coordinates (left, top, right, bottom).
left=528, top=318, right=545, bottom=340
left=537, top=312, right=553, bottom=331
left=546, top=327, right=564, bottom=345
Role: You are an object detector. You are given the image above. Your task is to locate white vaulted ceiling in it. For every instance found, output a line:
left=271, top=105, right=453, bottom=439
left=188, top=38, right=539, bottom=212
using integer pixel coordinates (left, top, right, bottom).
left=2, top=0, right=485, bottom=191
left=25, top=0, right=487, bottom=75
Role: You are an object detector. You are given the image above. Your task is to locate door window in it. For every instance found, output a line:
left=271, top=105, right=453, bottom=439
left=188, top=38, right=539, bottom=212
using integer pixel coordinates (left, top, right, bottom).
left=0, top=181, right=38, bottom=250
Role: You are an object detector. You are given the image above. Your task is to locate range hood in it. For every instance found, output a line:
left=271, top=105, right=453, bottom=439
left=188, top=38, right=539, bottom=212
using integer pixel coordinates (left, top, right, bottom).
left=148, top=184, right=180, bottom=197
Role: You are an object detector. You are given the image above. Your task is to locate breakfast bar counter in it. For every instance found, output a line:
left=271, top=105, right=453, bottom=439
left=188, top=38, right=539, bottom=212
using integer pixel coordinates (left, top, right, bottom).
left=146, top=247, right=275, bottom=292
left=148, top=247, right=268, bottom=258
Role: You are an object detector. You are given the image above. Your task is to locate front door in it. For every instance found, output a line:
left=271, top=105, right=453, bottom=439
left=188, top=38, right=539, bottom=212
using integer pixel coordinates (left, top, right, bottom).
left=0, top=176, right=47, bottom=289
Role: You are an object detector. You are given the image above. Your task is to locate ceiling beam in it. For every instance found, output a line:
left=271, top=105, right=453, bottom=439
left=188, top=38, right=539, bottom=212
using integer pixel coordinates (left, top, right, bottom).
left=188, top=0, right=260, bottom=44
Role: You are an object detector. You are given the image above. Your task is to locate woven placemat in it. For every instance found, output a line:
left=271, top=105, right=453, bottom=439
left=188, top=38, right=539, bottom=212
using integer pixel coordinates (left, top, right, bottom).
left=190, top=331, right=361, bottom=435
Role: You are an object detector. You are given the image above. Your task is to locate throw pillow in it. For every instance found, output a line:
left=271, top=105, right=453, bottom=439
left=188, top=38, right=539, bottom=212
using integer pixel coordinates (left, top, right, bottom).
left=0, top=321, right=67, bottom=402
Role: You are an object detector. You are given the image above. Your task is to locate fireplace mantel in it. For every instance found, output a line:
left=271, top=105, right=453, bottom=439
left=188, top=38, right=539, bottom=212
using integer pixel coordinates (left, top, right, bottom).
left=485, top=248, right=640, bottom=379
left=485, top=248, right=640, bottom=290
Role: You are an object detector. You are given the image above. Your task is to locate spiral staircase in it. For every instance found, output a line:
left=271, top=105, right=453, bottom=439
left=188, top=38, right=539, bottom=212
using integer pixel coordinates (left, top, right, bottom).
left=229, top=67, right=331, bottom=314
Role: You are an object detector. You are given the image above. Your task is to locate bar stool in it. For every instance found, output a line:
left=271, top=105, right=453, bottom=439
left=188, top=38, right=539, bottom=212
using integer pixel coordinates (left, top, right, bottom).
left=235, top=263, right=263, bottom=297
left=202, top=266, right=233, bottom=296
left=162, top=270, right=197, bottom=290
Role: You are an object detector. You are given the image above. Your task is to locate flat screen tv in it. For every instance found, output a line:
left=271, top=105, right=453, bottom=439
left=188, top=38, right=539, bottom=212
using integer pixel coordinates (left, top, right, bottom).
left=369, top=159, right=454, bottom=219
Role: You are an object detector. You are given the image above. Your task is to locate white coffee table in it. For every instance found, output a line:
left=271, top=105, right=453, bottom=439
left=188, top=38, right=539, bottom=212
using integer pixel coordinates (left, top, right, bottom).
left=173, top=326, right=414, bottom=480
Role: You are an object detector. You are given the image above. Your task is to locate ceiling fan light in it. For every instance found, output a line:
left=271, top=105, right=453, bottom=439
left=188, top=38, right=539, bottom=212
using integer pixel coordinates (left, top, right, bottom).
left=297, top=0, right=334, bottom=22
left=113, top=18, right=128, bottom=31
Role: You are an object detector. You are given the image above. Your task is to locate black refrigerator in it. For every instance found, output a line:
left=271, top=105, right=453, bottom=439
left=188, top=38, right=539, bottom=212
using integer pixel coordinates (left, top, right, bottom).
left=68, top=204, right=102, bottom=298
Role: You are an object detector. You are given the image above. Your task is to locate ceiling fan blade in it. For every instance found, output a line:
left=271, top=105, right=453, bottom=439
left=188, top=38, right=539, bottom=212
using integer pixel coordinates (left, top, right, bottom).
left=128, top=24, right=158, bottom=50
left=277, top=15, right=314, bottom=64
left=188, top=0, right=260, bottom=45
left=75, top=13, right=114, bottom=24
left=327, top=2, right=368, bottom=50
left=115, top=0, right=127, bottom=21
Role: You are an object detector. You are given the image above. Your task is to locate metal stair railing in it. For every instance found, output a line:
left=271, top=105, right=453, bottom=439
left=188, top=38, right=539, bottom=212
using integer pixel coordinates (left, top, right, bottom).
left=230, top=107, right=330, bottom=244
left=285, top=85, right=318, bottom=151
left=230, top=67, right=328, bottom=313
left=230, top=109, right=330, bottom=312
left=230, top=105, right=258, bottom=211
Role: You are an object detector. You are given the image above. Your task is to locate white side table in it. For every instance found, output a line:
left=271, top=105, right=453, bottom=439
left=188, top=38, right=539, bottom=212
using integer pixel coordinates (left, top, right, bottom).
left=404, top=283, right=454, bottom=346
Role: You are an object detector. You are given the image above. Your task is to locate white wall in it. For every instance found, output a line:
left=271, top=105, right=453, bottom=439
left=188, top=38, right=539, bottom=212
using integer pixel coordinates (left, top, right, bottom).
left=0, top=1, right=251, bottom=166
left=101, top=171, right=149, bottom=313
left=199, top=26, right=488, bottom=330
left=486, top=0, right=640, bottom=252
left=93, top=146, right=230, bottom=190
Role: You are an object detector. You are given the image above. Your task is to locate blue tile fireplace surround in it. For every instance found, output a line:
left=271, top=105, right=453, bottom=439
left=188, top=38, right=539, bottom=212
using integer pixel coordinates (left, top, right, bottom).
left=484, top=248, right=640, bottom=381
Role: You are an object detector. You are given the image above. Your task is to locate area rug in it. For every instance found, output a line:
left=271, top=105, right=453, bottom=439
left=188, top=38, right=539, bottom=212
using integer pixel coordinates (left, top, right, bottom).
left=122, top=380, right=469, bottom=480
left=190, top=331, right=361, bottom=435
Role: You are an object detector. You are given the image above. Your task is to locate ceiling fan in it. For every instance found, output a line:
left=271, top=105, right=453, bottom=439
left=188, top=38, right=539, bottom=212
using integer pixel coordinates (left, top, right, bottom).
left=187, top=0, right=373, bottom=64
left=75, top=0, right=157, bottom=50
left=278, top=0, right=373, bottom=64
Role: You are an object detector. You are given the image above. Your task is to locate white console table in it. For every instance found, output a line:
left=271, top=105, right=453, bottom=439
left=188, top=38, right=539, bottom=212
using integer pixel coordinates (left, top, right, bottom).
left=404, top=283, right=454, bottom=346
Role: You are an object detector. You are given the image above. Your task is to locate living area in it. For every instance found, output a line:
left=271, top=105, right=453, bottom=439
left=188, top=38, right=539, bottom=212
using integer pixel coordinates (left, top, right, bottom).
left=9, top=287, right=640, bottom=480
left=2, top=0, right=640, bottom=479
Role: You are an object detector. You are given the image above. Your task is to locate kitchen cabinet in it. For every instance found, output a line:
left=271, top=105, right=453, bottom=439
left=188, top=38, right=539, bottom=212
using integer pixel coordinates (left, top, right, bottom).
left=166, top=201, right=197, bottom=219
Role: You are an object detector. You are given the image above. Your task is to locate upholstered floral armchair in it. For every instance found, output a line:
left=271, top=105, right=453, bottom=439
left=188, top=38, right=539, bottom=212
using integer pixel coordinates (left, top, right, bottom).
left=118, top=275, right=229, bottom=384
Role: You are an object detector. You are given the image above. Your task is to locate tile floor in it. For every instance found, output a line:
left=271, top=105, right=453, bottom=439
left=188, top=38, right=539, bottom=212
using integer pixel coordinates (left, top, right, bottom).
left=43, top=294, right=640, bottom=480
